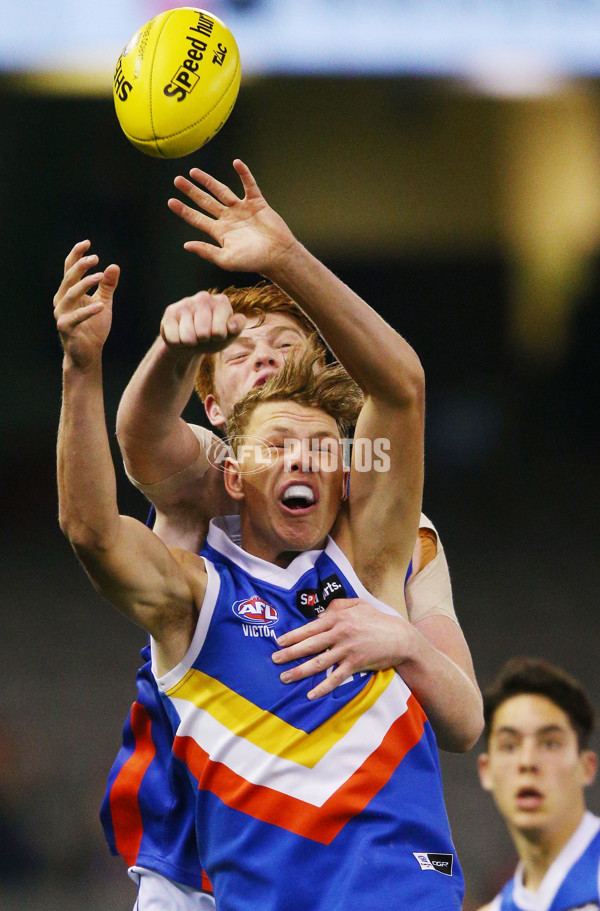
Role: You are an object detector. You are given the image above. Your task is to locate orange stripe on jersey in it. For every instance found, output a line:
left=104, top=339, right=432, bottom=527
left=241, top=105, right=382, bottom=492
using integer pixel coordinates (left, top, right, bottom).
left=202, top=869, right=213, bottom=893
left=109, top=702, right=156, bottom=865
left=173, top=693, right=426, bottom=846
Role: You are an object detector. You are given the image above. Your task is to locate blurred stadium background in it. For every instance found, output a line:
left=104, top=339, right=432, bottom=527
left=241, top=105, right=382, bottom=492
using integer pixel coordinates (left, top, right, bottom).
left=2, top=1, right=600, bottom=908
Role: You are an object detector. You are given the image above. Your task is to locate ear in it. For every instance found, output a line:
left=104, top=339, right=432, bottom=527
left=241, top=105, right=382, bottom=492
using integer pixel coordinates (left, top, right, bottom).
left=204, top=394, right=227, bottom=428
left=580, top=750, right=598, bottom=787
left=477, top=753, right=493, bottom=792
left=223, top=457, right=245, bottom=501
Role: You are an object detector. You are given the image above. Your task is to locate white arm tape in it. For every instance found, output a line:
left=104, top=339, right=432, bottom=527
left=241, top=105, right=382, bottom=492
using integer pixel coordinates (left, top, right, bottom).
left=406, top=514, right=459, bottom=626
left=124, top=424, right=219, bottom=504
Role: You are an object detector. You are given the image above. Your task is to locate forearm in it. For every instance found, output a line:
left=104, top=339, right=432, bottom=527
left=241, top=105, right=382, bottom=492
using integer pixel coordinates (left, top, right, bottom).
left=116, top=336, right=202, bottom=484
left=58, top=357, right=120, bottom=551
left=398, top=625, right=483, bottom=753
left=266, top=241, right=423, bottom=403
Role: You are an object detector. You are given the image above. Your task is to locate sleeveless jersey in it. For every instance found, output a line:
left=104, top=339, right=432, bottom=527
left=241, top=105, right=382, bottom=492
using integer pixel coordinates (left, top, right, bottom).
left=154, top=515, right=464, bottom=911
left=490, top=812, right=600, bottom=911
left=100, top=516, right=415, bottom=893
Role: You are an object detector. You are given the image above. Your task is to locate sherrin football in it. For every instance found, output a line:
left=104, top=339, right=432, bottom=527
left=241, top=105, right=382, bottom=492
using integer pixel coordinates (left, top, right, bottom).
left=113, top=7, right=241, bottom=158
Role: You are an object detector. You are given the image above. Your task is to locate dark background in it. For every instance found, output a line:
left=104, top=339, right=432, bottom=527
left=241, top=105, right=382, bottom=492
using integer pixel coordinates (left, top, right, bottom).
left=2, top=74, right=600, bottom=910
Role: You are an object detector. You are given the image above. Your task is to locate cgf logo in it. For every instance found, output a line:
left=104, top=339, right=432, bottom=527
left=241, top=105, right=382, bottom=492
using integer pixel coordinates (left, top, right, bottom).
left=413, top=853, right=454, bottom=876
left=232, top=596, right=279, bottom=627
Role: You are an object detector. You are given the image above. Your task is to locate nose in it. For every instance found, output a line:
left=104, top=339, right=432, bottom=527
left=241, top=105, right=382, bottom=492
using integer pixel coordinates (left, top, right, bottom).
left=283, top=441, right=314, bottom=473
left=253, top=340, right=282, bottom=369
left=518, top=739, right=539, bottom=772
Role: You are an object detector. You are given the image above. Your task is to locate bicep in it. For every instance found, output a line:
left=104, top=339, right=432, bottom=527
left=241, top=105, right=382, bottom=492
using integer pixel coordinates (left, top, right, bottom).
left=73, top=514, right=194, bottom=635
left=347, top=396, right=424, bottom=569
left=125, top=426, right=232, bottom=545
left=120, top=419, right=208, bottom=488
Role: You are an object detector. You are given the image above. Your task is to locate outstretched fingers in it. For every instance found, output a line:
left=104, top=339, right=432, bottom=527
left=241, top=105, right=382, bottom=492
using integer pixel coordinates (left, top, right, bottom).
left=168, top=196, right=222, bottom=241
left=232, top=158, right=263, bottom=201
left=62, top=238, right=93, bottom=272
left=187, top=167, right=240, bottom=207
left=54, top=268, right=102, bottom=312
left=173, top=174, right=226, bottom=217
left=181, top=239, right=223, bottom=265
left=56, top=241, right=96, bottom=294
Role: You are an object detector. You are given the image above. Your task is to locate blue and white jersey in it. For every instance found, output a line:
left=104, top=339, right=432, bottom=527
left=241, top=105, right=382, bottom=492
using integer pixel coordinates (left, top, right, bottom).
left=155, top=516, right=464, bottom=911
left=490, top=812, right=600, bottom=911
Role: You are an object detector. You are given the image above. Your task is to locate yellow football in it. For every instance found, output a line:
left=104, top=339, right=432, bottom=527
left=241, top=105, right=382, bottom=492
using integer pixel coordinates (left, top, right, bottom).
left=113, top=7, right=241, bottom=158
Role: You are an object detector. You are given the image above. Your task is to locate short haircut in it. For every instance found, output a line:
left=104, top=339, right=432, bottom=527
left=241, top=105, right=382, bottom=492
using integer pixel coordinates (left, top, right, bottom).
left=226, top=341, right=364, bottom=455
left=483, top=656, right=596, bottom=751
left=194, top=283, right=323, bottom=402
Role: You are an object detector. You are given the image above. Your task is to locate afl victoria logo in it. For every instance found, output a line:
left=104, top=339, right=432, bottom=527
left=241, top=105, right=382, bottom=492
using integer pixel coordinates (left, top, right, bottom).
left=232, top=596, right=279, bottom=627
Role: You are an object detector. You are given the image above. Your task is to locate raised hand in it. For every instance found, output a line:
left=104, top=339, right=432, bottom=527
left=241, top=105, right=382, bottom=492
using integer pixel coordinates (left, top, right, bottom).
left=53, top=239, right=120, bottom=369
left=272, top=598, right=414, bottom=700
left=168, top=158, right=296, bottom=275
left=160, top=290, right=246, bottom=353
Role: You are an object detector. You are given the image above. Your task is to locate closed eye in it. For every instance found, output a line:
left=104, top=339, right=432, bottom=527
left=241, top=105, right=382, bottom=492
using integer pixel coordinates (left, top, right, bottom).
left=225, top=351, right=249, bottom=364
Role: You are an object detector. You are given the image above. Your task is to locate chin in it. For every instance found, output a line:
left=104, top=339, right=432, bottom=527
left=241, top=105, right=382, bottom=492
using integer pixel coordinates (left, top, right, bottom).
left=279, top=525, right=327, bottom=553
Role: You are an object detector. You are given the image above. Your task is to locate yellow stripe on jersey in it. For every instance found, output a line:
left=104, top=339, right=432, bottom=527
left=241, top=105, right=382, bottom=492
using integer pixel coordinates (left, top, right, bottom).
left=166, top=667, right=399, bottom=768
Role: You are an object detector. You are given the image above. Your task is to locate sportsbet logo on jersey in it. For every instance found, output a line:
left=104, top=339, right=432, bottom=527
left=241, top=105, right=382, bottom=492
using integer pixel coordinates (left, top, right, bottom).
left=232, top=596, right=279, bottom=638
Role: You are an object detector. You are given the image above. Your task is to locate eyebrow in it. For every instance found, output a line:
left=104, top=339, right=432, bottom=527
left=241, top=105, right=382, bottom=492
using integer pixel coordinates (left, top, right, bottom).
left=235, top=326, right=304, bottom=345
left=266, top=427, right=337, bottom=438
left=494, top=724, right=566, bottom=737
left=270, top=325, right=305, bottom=337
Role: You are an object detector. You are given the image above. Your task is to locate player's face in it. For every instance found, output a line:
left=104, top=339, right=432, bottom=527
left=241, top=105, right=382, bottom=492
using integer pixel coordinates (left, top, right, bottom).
left=478, top=694, right=597, bottom=840
left=205, top=314, right=308, bottom=426
left=225, top=401, right=347, bottom=566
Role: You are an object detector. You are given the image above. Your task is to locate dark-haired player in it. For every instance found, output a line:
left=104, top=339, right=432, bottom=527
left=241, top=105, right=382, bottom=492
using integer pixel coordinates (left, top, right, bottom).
left=477, top=656, right=599, bottom=911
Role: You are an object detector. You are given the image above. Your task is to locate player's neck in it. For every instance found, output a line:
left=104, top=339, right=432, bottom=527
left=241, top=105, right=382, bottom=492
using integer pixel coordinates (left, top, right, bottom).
left=239, top=513, right=328, bottom=568
left=513, top=809, right=586, bottom=892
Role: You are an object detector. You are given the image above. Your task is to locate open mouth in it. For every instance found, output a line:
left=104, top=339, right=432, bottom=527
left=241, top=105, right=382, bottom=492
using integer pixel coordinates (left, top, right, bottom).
left=253, top=372, right=276, bottom=388
left=516, top=787, right=543, bottom=809
left=280, top=483, right=317, bottom=512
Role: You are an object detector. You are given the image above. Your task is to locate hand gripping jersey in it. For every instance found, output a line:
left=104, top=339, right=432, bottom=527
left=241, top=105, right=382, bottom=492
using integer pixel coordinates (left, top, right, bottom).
left=489, top=812, right=600, bottom=911
left=153, top=516, right=464, bottom=911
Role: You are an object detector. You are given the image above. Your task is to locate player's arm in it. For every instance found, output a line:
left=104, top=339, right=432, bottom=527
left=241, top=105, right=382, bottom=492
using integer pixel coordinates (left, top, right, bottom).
left=394, top=520, right=482, bottom=747
left=408, top=520, right=480, bottom=692
left=169, top=158, right=423, bottom=582
left=115, top=293, right=245, bottom=546
left=115, top=328, right=205, bottom=486
left=273, top=519, right=482, bottom=750
left=274, top=600, right=482, bottom=752
left=171, top=161, right=482, bottom=748
left=55, top=241, right=202, bottom=672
